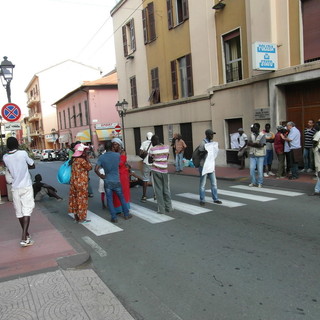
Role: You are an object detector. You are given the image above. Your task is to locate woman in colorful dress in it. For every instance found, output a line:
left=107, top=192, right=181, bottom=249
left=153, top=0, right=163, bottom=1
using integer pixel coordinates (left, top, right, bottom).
left=68, top=143, right=92, bottom=223
left=111, top=138, right=131, bottom=214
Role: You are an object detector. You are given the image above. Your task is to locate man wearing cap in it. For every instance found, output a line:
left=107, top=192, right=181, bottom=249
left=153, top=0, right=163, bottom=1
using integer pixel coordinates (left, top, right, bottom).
left=198, top=129, right=222, bottom=206
left=139, top=132, right=153, bottom=202
left=247, top=123, right=266, bottom=187
left=95, top=140, right=132, bottom=223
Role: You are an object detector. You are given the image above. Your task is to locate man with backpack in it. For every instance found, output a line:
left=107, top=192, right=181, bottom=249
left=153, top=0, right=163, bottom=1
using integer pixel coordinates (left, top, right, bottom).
left=197, top=129, right=222, bottom=206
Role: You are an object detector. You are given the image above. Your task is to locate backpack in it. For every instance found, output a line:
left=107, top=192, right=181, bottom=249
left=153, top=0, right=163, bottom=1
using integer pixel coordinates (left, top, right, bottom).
left=192, top=146, right=202, bottom=168
left=192, top=139, right=209, bottom=168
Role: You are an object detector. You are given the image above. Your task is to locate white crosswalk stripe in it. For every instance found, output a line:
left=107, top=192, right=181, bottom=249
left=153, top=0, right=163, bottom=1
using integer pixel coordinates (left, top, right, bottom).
left=130, top=203, right=174, bottom=223
left=213, top=189, right=277, bottom=202
left=176, top=192, right=246, bottom=208
left=147, top=198, right=212, bottom=215
left=71, top=184, right=305, bottom=236
left=230, top=185, right=305, bottom=197
left=68, top=211, right=123, bottom=236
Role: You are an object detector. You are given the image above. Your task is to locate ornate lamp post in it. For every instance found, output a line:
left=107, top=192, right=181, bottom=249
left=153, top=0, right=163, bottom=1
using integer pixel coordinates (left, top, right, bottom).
left=115, top=99, right=128, bottom=149
left=0, top=56, right=15, bottom=103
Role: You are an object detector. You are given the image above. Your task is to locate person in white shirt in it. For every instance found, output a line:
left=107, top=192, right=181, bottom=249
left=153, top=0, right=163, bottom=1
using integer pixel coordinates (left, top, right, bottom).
left=139, top=132, right=153, bottom=203
left=3, top=137, right=35, bottom=247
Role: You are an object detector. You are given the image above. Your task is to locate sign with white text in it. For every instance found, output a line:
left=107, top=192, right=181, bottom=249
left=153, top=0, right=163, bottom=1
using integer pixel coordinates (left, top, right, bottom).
left=252, top=42, right=278, bottom=71
left=4, top=122, right=21, bottom=131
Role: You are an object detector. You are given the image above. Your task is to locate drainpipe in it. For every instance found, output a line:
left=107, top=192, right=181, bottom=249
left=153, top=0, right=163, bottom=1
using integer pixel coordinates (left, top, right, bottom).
left=81, top=88, right=94, bottom=148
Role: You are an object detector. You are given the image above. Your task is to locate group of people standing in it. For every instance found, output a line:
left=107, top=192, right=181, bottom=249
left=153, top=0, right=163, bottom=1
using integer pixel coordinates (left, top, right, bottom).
left=241, top=120, right=320, bottom=190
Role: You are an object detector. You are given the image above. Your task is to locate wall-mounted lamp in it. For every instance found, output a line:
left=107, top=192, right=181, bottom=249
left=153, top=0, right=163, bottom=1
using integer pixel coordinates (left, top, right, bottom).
left=212, top=1, right=226, bottom=10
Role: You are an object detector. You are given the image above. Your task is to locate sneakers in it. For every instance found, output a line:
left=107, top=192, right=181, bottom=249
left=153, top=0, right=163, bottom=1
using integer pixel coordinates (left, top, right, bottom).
left=300, top=169, right=306, bottom=173
left=249, top=183, right=256, bottom=187
left=214, top=200, right=222, bottom=204
left=263, top=172, right=269, bottom=177
left=199, top=201, right=205, bottom=206
left=307, top=168, right=313, bottom=173
left=268, top=171, right=275, bottom=176
left=124, top=214, right=133, bottom=220
left=111, top=218, right=118, bottom=223
left=140, top=196, right=147, bottom=203
left=258, top=184, right=262, bottom=188
left=20, top=239, right=34, bottom=247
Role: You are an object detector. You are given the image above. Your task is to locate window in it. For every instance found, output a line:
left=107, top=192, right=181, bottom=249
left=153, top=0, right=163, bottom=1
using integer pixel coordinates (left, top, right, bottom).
left=84, top=100, right=89, bottom=125
left=301, top=0, right=320, bottom=62
left=223, top=30, right=242, bottom=83
left=170, top=54, right=193, bottom=99
left=122, top=19, right=136, bottom=57
left=130, top=76, right=138, bottom=108
left=142, top=2, right=156, bottom=44
left=78, top=103, right=83, bottom=126
left=72, top=105, right=76, bottom=127
left=166, top=0, right=188, bottom=29
left=59, top=112, right=62, bottom=130
left=68, top=108, right=71, bottom=128
left=149, top=67, right=160, bottom=104
left=63, top=110, right=66, bottom=129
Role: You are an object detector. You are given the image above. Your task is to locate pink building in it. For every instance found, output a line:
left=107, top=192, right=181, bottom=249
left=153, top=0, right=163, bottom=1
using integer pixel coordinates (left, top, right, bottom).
left=53, top=70, right=120, bottom=153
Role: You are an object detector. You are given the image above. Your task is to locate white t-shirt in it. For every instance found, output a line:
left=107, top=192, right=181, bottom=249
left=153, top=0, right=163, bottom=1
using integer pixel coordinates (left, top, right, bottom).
left=3, top=150, right=34, bottom=190
left=140, top=139, right=152, bottom=165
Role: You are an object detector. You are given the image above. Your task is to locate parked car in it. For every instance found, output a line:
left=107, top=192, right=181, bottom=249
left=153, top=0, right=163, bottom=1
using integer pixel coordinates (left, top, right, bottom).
left=32, top=149, right=41, bottom=159
left=40, top=149, right=56, bottom=161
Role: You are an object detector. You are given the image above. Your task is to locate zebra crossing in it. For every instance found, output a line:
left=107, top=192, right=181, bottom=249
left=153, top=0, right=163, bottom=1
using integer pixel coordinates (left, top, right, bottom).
left=76, top=185, right=305, bottom=236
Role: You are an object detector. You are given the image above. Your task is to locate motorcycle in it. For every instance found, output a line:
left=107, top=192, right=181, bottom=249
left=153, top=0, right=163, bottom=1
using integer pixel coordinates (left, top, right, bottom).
left=55, top=149, right=68, bottom=161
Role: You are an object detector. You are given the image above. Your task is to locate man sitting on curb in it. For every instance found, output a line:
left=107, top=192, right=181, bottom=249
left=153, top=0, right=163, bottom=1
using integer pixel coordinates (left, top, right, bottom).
left=33, top=174, right=63, bottom=201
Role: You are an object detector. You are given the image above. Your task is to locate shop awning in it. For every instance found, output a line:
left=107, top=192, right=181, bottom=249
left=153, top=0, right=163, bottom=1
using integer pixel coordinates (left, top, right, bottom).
left=76, top=129, right=91, bottom=142
left=96, top=128, right=122, bottom=141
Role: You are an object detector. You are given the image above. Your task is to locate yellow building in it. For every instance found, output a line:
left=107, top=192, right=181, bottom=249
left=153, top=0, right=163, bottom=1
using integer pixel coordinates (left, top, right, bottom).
left=112, top=0, right=320, bottom=166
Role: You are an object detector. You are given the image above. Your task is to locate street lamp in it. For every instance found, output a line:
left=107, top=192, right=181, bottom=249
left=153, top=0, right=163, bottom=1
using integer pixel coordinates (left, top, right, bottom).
left=0, top=56, right=15, bottom=103
left=115, top=99, right=128, bottom=149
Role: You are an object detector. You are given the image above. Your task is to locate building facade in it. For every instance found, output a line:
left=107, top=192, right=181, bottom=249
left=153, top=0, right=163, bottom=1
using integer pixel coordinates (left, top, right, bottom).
left=112, top=0, right=320, bottom=166
left=24, top=60, right=101, bottom=150
left=53, top=71, right=120, bottom=153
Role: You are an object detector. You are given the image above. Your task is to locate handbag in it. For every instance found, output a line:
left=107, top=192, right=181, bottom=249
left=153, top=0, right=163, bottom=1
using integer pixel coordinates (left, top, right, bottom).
left=57, top=160, right=72, bottom=184
left=139, top=142, right=151, bottom=159
left=148, top=154, right=154, bottom=164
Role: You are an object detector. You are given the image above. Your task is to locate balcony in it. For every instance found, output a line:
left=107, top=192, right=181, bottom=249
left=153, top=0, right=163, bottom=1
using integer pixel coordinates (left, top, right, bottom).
left=27, top=96, right=40, bottom=108
left=28, top=113, right=40, bottom=122
left=30, top=129, right=43, bottom=137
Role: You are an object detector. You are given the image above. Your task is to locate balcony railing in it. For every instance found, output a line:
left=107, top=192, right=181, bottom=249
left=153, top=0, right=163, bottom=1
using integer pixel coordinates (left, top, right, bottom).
left=226, top=62, right=242, bottom=83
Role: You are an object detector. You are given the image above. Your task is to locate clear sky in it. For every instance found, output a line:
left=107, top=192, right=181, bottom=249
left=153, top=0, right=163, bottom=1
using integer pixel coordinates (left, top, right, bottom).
left=0, top=0, right=118, bottom=115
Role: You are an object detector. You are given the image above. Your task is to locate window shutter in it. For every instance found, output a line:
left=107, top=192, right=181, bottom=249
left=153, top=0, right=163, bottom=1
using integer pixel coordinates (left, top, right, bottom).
left=186, top=54, right=194, bottom=97
left=167, top=0, right=173, bottom=29
left=142, top=8, right=148, bottom=44
left=182, top=0, right=189, bottom=21
left=148, top=2, right=156, bottom=41
left=151, top=68, right=160, bottom=103
left=122, top=25, right=128, bottom=57
left=130, top=76, right=138, bottom=108
left=171, top=60, right=178, bottom=100
left=130, top=19, right=136, bottom=51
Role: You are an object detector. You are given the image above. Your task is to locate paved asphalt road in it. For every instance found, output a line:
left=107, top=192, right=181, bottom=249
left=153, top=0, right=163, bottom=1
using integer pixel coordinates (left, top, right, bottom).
left=32, top=160, right=320, bottom=320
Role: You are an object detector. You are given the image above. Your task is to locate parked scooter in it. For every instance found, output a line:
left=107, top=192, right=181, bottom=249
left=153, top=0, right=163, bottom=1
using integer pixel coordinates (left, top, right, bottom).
left=55, top=149, right=68, bottom=161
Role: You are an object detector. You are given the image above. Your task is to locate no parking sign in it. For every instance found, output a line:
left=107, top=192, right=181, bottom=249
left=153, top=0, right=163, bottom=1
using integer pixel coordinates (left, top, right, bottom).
left=1, top=103, right=21, bottom=122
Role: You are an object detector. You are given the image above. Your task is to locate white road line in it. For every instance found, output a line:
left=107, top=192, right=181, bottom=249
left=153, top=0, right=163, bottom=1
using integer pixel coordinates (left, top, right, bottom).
left=231, top=185, right=305, bottom=197
left=82, top=236, right=107, bottom=257
left=212, top=189, right=277, bottom=202
left=147, top=198, right=212, bottom=215
left=68, top=210, right=123, bottom=236
left=130, top=203, right=174, bottom=223
left=176, top=193, right=246, bottom=208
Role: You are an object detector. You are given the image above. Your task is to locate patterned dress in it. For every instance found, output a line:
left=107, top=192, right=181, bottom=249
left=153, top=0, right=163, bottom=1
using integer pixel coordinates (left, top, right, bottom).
left=68, top=157, right=92, bottom=221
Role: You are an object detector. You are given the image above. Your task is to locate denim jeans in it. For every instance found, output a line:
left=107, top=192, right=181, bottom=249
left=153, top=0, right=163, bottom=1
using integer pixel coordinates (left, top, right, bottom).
left=199, top=167, right=219, bottom=202
left=175, top=152, right=184, bottom=171
left=105, top=182, right=129, bottom=219
left=249, top=156, right=264, bottom=185
left=303, top=147, right=314, bottom=170
left=315, top=177, right=320, bottom=193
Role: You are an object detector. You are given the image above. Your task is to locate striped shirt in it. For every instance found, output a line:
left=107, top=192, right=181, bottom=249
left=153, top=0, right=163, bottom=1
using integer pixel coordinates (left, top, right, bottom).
left=304, top=127, right=316, bottom=148
left=149, top=144, right=170, bottom=173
